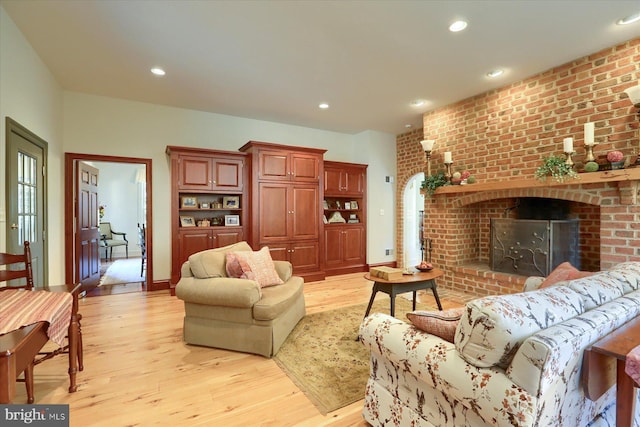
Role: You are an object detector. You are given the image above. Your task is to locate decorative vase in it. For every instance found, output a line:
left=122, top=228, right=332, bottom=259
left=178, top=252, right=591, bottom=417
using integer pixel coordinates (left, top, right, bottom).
left=610, top=161, right=625, bottom=170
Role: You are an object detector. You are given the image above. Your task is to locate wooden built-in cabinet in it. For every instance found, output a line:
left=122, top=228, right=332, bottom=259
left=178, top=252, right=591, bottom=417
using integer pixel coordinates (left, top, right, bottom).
left=323, top=161, right=367, bottom=275
left=166, top=146, right=248, bottom=294
left=240, top=141, right=326, bottom=281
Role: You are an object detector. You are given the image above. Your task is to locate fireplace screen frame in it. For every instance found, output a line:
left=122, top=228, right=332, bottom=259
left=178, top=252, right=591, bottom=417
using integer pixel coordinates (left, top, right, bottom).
left=490, top=218, right=580, bottom=277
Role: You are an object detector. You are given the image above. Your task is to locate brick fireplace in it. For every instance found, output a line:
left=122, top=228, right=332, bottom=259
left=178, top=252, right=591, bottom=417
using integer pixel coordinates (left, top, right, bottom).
left=395, top=38, right=640, bottom=297
left=424, top=169, right=640, bottom=297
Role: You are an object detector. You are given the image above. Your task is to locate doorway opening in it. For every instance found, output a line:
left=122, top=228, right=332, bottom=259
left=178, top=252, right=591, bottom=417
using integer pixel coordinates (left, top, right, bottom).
left=64, top=153, right=154, bottom=294
left=402, top=172, right=425, bottom=269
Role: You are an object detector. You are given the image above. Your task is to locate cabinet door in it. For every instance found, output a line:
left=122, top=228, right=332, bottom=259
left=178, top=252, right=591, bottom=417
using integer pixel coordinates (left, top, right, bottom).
left=178, top=229, right=212, bottom=265
left=290, top=241, right=320, bottom=272
left=258, top=183, right=289, bottom=241
left=324, top=228, right=344, bottom=267
left=291, top=153, right=320, bottom=182
left=213, top=229, right=244, bottom=248
left=343, top=226, right=365, bottom=264
left=324, top=167, right=343, bottom=194
left=264, top=244, right=289, bottom=262
left=291, top=185, right=319, bottom=240
left=178, top=156, right=213, bottom=190
left=213, top=158, right=243, bottom=191
left=258, top=150, right=289, bottom=181
left=344, top=170, right=365, bottom=196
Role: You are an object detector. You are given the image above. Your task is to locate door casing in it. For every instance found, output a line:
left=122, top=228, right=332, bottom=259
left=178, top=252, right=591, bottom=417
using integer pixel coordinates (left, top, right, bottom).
left=64, top=153, right=155, bottom=290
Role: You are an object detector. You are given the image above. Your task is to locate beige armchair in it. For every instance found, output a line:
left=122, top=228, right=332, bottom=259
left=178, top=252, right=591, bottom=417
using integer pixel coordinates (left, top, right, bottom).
left=99, top=222, right=128, bottom=261
left=175, top=241, right=305, bottom=358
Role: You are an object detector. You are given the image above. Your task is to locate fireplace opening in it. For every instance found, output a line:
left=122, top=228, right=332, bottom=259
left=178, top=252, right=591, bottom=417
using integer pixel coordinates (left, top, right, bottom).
left=490, top=198, right=579, bottom=277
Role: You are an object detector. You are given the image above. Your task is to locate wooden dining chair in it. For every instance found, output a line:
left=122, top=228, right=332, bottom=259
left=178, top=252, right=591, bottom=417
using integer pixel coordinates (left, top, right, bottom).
left=0, top=241, right=34, bottom=291
left=0, top=241, right=36, bottom=402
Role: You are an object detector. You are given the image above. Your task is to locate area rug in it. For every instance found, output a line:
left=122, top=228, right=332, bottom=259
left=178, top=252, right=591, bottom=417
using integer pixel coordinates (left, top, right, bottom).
left=273, top=297, right=435, bottom=415
left=99, top=258, right=145, bottom=285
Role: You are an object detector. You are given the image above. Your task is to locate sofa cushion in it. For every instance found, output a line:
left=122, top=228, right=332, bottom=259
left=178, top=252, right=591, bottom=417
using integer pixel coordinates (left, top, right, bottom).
left=455, top=286, right=584, bottom=368
left=231, top=246, right=284, bottom=288
left=253, top=276, right=304, bottom=321
left=188, top=241, right=253, bottom=279
left=406, top=307, right=464, bottom=342
left=609, top=261, right=640, bottom=293
left=564, top=271, right=625, bottom=310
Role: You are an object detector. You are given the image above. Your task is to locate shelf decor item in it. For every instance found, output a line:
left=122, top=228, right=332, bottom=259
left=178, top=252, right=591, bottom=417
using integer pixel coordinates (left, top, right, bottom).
left=534, top=154, right=579, bottom=183
left=181, top=196, right=197, bottom=208
left=180, top=216, right=196, bottom=227
left=420, top=171, right=448, bottom=197
left=607, top=150, right=624, bottom=170
left=223, top=196, right=240, bottom=209
left=224, top=214, right=240, bottom=226
left=200, top=202, right=210, bottom=209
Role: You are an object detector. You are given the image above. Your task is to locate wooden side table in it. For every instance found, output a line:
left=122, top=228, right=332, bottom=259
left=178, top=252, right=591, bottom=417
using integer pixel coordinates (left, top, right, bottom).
left=363, top=268, right=444, bottom=319
left=583, top=316, right=640, bottom=427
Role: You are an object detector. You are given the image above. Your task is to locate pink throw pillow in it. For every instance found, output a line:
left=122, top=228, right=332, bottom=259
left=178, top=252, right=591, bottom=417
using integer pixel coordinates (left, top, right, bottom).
left=540, top=262, right=578, bottom=288
left=406, top=307, right=465, bottom=343
left=231, top=247, right=284, bottom=288
left=225, top=253, right=244, bottom=278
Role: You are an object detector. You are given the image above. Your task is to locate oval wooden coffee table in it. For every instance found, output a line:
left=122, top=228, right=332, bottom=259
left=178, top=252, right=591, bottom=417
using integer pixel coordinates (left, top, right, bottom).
left=363, top=268, right=444, bottom=319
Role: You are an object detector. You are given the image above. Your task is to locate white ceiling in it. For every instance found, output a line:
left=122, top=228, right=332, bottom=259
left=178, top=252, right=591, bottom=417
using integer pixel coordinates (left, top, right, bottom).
left=2, top=0, right=639, bottom=135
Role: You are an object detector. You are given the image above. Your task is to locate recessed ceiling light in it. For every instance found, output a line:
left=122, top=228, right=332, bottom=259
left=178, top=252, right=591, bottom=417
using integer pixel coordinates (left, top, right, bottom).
left=449, top=20, right=468, bottom=32
left=617, top=12, right=640, bottom=25
left=150, top=67, right=166, bottom=76
left=486, top=69, right=504, bottom=78
left=405, top=124, right=412, bottom=128
left=410, top=100, right=426, bottom=107
left=318, top=103, right=329, bottom=109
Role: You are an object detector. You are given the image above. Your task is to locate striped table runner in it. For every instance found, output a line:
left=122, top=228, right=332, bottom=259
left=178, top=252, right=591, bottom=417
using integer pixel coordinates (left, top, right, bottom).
left=0, top=289, right=72, bottom=346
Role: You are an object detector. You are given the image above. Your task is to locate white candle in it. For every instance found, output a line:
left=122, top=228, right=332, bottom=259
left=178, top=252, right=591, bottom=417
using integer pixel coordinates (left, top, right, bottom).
left=563, top=137, right=573, bottom=153
left=444, top=151, right=452, bottom=163
left=584, top=122, right=595, bottom=146
left=420, top=140, right=435, bottom=152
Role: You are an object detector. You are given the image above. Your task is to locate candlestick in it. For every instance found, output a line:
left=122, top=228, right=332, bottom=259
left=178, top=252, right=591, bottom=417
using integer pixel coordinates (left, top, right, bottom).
left=444, top=162, right=453, bottom=182
left=585, top=144, right=596, bottom=162
left=444, top=151, right=452, bottom=164
left=565, top=151, right=575, bottom=168
left=563, top=137, right=574, bottom=153
left=584, top=122, right=595, bottom=146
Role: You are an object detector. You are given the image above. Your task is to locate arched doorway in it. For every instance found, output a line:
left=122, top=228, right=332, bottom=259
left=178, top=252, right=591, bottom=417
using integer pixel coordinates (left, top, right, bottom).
left=402, top=172, right=425, bottom=269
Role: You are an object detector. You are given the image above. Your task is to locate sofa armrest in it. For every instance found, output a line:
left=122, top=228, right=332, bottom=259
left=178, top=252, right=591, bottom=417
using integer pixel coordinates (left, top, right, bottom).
left=523, top=276, right=544, bottom=292
left=175, top=276, right=261, bottom=308
left=360, top=313, right=536, bottom=426
left=273, top=260, right=293, bottom=282
left=181, top=261, right=194, bottom=278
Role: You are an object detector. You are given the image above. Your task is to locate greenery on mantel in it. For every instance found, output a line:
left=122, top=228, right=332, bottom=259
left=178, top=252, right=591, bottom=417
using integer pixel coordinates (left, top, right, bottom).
left=534, top=154, right=579, bottom=183
left=421, top=171, right=449, bottom=197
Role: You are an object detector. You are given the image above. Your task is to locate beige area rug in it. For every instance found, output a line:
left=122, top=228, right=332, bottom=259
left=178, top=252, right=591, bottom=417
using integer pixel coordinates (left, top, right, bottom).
left=99, top=258, right=145, bottom=285
left=273, top=297, right=436, bottom=415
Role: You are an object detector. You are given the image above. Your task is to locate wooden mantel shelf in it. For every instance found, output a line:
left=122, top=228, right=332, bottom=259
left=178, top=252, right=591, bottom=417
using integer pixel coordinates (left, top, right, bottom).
left=435, top=167, right=640, bottom=195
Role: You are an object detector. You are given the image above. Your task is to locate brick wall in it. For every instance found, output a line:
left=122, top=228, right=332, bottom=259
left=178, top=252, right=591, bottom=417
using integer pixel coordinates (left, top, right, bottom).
left=396, top=38, right=640, bottom=297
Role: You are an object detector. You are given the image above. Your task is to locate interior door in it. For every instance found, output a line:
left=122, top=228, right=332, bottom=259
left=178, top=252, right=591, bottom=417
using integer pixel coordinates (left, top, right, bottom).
left=75, top=161, right=101, bottom=286
left=6, top=118, right=46, bottom=287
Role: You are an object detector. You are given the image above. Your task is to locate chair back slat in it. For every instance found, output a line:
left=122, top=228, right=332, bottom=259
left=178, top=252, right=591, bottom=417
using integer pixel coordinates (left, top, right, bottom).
left=0, top=241, right=34, bottom=290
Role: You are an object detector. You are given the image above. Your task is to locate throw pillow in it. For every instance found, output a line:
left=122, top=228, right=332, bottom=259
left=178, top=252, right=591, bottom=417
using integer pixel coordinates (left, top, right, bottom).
left=407, top=307, right=465, bottom=343
left=225, top=252, right=244, bottom=278
left=231, top=247, right=284, bottom=288
left=540, top=262, right=596, bottom=288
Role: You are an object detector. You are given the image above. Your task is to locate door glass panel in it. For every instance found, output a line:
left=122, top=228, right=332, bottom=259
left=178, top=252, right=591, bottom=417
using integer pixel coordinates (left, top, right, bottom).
left=17, top=152, right=37, bottom=244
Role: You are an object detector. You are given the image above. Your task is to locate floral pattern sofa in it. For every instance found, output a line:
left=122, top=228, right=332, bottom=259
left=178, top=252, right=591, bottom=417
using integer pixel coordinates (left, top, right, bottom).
left=359, top=262, right=640, bottom=426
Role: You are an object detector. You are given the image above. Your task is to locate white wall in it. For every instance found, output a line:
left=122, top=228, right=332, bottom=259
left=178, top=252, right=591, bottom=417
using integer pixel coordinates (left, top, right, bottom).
left=0, top=6, right=64, bottom=282
left=2, top=5, right=398, bottom=284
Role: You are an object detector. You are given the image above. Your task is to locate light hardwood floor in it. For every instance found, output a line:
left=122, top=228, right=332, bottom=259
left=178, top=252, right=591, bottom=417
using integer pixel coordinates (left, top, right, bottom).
left=15, top=273, right=471, bottom=426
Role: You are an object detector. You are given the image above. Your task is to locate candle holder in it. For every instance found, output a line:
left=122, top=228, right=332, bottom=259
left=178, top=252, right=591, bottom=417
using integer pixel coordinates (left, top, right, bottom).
left=424, top=150, right=432, bottom=176
left=584, top=144, right=596, bottom=162
left=444, top=162, right=453, bottom=182
left=565, top=151, right=575, bottom=168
